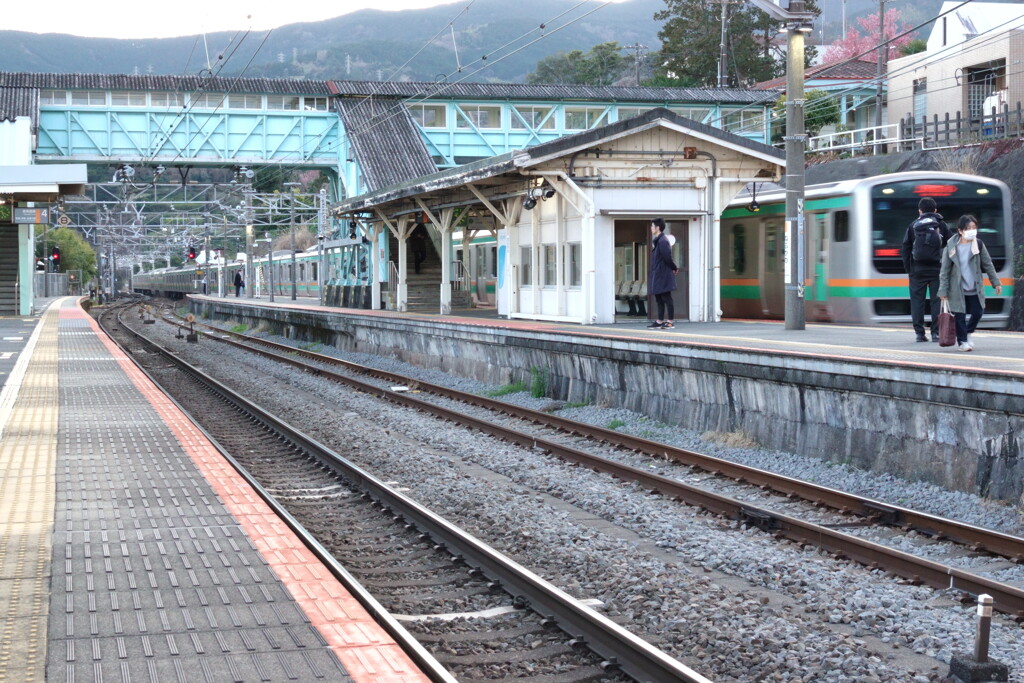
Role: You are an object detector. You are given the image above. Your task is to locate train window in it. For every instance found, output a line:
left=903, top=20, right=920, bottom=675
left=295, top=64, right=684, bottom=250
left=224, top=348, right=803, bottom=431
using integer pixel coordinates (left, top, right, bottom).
left=520, top=246, right=533, bottom=286
left=542, top=245, right=557, bottom=286
left=833, top=211, right=850, bottom=242
left=731, top=225, right=746, bottom=273
left=567, top=243, right=582, bottom=287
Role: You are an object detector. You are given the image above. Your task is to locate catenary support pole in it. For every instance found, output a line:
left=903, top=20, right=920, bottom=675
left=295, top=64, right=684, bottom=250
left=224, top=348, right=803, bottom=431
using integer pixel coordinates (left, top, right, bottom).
left=784, top=2, right=807, bottom=330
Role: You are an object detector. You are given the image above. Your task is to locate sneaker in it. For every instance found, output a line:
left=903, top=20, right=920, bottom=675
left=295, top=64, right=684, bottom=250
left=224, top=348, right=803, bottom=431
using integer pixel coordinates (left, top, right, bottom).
left=916, top=334, right=927, bottom=342
left=930, top=334, right=939, bottom=342
left=957, top=342, right=973, bottom=352
left=646, top=321, right=664, bottom=328
left=661, top=321, right=674, bottom=329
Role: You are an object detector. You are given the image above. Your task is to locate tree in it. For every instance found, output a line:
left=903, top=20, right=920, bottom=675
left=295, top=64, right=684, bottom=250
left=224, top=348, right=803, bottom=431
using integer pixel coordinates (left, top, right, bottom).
left=35, top=226, right=97, bottom=283
left=899, top=38, right=927, bottom=57
left=771, top=89, right=841, bottom=143
left=655, top=0, right=820, bottom=88
left=821, top=8, right=913, bottom=64
left=527, top=42, right=626, bottom=86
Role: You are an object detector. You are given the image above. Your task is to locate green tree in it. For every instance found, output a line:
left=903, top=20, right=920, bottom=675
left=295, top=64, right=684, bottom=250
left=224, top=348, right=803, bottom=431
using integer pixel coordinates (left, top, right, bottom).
left=35, top=226, right=97, bottom=283
left=770, top=89, right=841, bottom=143
left=655, top=0, right=819, bottom=88
left=527, top=42, right=626, bottom=85
left=899, top=38, right=927, bottom=57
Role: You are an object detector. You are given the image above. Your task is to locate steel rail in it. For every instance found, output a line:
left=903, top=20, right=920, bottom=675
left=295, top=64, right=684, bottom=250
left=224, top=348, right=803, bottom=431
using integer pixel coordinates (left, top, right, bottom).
left=115, top=307, right=712, bottom=683
left=165, top=312, right=1024, bottom=621
left=174, top=312, right=1024, bottom=565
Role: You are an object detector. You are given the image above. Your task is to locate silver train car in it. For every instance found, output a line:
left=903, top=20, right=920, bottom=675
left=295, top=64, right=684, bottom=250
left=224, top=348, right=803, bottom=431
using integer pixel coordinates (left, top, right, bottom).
left=719, top=172, right=1014, bottom=326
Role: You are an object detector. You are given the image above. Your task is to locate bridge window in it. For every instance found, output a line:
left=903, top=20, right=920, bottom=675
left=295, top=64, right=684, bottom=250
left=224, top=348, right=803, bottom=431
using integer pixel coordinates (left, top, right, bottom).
left=618, top=106, right=653, bottom=121
left=151, top=92, right=187, bottom=108
left=40, top=90, right=68, bottom=105
left=267, top=95, right=301, bottom=111
left=110, top=91, right=147, bottom=107
left=192, top=93, right=226, bottom=109
left=567, top=243, right=582, bottom=287
left=304, top=97, right=328, bottom=111
left=671, top=107, right=712, bottom=123
left=457, top=105, right=502, bottom=129
left=565, top=106, right=607, bottom=130
left=408, top=104, right=447, bottom=128
left=70, top=90, right=106, bottom=106
left=228, top=94, right=262, bottom=110
left=722, top=109, right=765, bottom=135
left=512, top=105, right=555, bottom=130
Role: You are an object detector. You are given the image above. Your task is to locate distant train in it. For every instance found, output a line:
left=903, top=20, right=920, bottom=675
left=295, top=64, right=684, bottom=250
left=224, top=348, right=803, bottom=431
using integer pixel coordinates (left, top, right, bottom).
left=719, top=171, right=1014, bottom=326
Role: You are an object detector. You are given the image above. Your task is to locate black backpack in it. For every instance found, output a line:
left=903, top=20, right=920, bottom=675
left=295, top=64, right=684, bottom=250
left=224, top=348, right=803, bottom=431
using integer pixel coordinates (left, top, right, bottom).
left=911, top=217, right=943, bottom=264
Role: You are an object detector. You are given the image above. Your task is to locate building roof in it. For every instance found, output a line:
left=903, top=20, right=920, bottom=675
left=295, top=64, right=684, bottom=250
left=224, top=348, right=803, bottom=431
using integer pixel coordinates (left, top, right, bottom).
left=0, top=85, right=37, bottom=124
left=0, top=72, right=333, bottom=94
left=328, top=80, right=777, bottom=105
left=336, top=98, right=437, bottom=193
left=333, top=107, right=784, bottom=214
left=755, top=59, right=878, bottom=90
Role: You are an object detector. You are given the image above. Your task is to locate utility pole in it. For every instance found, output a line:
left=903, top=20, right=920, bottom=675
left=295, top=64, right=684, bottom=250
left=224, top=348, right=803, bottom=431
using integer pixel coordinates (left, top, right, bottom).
left=874, top=0, right=887, bottom=154
left=748, top=0, right=814, bottom=331
left=284, top=183, right=301, bottom=301
left=245, top=188, right=254, bottom=300
left=718, top=0, right=730, bottom=87
left=620, top=42, right=647, bottom=86
left=318, top=188, right=327, bottom=307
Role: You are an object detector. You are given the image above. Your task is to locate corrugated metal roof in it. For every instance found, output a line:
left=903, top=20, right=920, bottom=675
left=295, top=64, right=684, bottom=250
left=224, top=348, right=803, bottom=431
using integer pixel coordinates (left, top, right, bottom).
left=0, top=72, right=332, bottom=95
left=0, top=86, right=38, bottom=124
left=328, top=80, right=777, bottom=105
left=337, top=98, right=437, bottom=193
left=334, top=107, right=784, bottom=214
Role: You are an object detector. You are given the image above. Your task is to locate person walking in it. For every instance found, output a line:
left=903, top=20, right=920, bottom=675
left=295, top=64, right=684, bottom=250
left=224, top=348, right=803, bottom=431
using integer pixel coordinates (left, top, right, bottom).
left=938, top=214, right=1002, bottom=352
left=233, top=270, right=244, bottom=297
left=647, top=217, right=678, bottom=329
left=410, top=223, right=428, bottom=274
left=901, top=196, right=951, bottom=342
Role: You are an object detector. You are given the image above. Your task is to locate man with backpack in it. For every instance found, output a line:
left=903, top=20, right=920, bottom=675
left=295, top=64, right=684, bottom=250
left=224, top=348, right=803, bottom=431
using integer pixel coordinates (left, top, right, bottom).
left=901, top=196, right=951, bottom=342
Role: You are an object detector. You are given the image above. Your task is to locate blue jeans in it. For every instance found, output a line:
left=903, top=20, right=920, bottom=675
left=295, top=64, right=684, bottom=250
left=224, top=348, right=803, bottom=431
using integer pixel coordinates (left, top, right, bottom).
left=954, top=294, right=983, bottom=343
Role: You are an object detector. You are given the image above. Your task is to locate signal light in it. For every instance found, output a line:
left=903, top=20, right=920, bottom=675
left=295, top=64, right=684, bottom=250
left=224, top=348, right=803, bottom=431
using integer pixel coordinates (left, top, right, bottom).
left=187, top=245, right=196, bottom=260
left=51, top=245, right=61, bottom=266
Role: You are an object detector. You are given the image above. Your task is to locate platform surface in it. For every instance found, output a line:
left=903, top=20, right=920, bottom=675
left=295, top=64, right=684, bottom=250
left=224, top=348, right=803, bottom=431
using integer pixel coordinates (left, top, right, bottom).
left=0, top=298, right=429, bottom=683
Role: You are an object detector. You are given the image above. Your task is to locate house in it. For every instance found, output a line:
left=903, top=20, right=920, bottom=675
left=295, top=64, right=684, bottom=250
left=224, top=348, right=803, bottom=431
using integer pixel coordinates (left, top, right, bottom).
left=887, top=2, right=1024, bottom=131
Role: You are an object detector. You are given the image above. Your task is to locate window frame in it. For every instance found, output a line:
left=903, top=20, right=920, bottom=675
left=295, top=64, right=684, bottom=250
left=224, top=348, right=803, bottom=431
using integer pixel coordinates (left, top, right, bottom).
left=456, top=104, right=503, bottom=129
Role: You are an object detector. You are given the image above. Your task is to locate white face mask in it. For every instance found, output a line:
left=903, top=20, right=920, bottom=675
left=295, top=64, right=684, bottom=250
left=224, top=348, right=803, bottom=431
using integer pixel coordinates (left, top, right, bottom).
left=962, top=229, right=977, bottom=241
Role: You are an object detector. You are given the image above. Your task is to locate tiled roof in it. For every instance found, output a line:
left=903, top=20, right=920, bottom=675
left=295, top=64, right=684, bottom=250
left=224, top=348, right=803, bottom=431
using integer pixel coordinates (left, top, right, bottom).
left=336, top=98, right=437, bottom=193
left=0, top=72, right=332, bottom=95
left=756, top=59, right=879, bottom=90
left=0, top=86, right=37, bottom=124
left=333, top=107, right=784, bottom=213
left=328, top=80, right=777, bottom=105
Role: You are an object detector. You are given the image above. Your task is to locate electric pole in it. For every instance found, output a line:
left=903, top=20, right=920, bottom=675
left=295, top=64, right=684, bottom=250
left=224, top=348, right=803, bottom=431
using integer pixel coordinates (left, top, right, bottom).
left=874, top=0, right=888, bottom=154
left=620, top=42, right=647, bottom=86
left=718, top=0, right=730, bottom=87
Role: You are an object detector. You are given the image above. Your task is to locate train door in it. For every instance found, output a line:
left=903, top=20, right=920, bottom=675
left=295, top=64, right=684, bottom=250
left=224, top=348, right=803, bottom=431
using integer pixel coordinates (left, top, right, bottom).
left=762, top=221, right=784, bottom=316
left=808, top=213, right=831, bottom=320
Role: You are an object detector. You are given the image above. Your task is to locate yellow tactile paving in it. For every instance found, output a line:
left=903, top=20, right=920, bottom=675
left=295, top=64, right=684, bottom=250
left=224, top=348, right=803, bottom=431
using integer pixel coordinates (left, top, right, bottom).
left=0, top=304, right=58, bottom=683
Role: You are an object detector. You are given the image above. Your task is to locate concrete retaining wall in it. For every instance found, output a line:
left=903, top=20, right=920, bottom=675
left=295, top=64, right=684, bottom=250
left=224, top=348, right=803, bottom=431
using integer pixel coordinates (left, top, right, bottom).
left=191, top=299, right=1024, bottom=504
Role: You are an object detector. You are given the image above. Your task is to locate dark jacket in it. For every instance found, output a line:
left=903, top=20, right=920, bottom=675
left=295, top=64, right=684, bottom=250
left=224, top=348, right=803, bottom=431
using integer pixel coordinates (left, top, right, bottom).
left=900, top=211, right=950, bottom=276
left=649, top=233, right=678, bottom=296
left=233, top=272, right=243, bottom=287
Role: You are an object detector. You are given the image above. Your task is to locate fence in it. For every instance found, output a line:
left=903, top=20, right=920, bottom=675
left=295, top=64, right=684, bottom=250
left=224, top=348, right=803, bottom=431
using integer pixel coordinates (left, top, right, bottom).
left=33, top=272, right=69, bottom=297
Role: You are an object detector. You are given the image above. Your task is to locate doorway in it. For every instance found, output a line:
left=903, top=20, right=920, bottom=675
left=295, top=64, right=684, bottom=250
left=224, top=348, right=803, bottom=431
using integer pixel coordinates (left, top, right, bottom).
left=612, top=219, right=689, bottom=321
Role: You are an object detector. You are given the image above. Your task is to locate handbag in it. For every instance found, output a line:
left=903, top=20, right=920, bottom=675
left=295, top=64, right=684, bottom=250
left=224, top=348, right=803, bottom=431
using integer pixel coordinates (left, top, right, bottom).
left=937, top=299, right=956, bottom=347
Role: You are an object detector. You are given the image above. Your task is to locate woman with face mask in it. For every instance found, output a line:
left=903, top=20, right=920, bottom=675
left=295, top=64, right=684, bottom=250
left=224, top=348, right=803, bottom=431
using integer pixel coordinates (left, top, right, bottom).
left=938, top=214, right=1003, bottom=351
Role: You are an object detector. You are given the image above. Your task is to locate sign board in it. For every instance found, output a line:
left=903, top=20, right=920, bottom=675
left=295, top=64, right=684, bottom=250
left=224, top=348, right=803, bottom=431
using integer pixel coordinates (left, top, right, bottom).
left=57, top=214, right=71, bottom=226
left=14, top=207, right=49, bottom=224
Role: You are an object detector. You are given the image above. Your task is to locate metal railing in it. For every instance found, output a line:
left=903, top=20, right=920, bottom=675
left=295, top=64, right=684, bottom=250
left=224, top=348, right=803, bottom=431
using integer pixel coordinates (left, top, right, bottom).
left=451, top=259, right=471, bottom=292
left=899, top=103, right=1024, bottom=150
left=808, top=123, right=902, bottom=155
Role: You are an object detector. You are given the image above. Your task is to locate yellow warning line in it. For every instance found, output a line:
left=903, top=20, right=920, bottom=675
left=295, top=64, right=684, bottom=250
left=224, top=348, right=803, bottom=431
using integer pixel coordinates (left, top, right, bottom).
left=0, top=304, right=58, bottom=683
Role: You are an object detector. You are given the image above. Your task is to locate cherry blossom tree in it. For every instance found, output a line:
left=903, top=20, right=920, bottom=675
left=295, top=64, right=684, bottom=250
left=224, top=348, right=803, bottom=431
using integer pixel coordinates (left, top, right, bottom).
left=822, top=8, right=913, bottom=63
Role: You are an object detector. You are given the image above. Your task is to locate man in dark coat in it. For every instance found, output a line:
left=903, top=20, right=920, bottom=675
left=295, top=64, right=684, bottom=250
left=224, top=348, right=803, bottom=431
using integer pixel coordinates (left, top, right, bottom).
left=648, top=217, right=678, bottom=329
left=233, top=270, right=244, bottom=297
left=901, top=196, right=951, bottom=342
left=410, top=224, right=428, bottom=274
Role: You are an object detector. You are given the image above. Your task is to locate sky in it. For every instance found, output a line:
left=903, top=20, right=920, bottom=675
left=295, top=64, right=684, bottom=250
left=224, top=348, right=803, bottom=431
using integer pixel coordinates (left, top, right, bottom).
left=1, top=0, right=478, bottom=39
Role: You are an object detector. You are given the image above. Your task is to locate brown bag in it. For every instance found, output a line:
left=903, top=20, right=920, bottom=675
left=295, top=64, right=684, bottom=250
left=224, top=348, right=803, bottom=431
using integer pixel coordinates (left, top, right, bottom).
left=938, top=299, right=956, bottom=347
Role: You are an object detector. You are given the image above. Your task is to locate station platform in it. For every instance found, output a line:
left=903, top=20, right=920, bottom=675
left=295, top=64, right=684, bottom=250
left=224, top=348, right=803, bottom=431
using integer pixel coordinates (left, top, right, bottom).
left=187, top=293, right=1024, bottom=378
left=0, top=298, right=429, bottom=683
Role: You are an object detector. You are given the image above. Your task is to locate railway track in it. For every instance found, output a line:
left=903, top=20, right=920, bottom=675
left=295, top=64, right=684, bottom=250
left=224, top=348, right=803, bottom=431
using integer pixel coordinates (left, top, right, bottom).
left=155, top=303, right=1024, bottom=623
left=99, top=300, right=709, bottom=683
